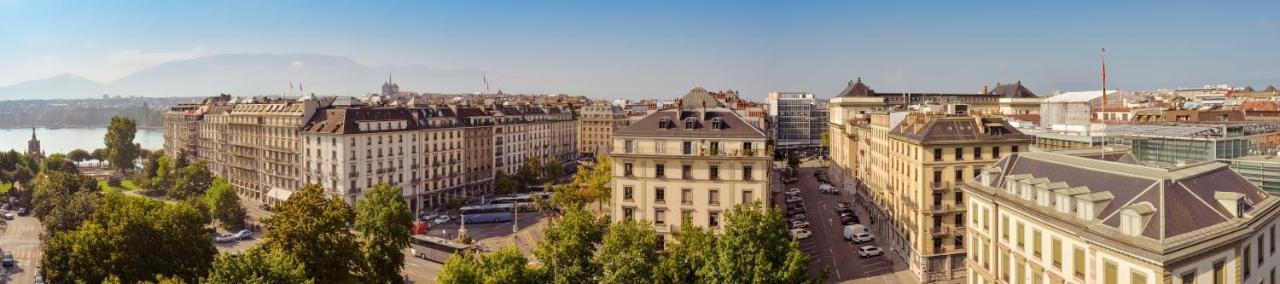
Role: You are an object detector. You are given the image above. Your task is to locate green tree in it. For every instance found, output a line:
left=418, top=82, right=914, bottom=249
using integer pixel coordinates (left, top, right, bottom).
left=92, top=148, right=110, bottom=167
left=67, top=149, right=91, bottom=164
left=169, top=161, right=213, bottom=199
left=438, top=247, right=543, bottom=284
left=701, top=202, right=811, bottom=283
left=40, top=153, right=80, bottom=174
left=820, top=131, right=830, bottom=149
left=105, top=116, right=140, bottom=174
left=543, top=159, right=565, bottom=183
left=494, top=171, right=519, bottom=195
left=261, top=184, right=360, bottom=281
left=656, top=217, right=716, bottom=284
left=594, top=219, right=659, bottom=284
left=32, top=171, right=102, bottom=233
left=145, top=156, right=175, bottom=196
left=534, top=205, right=606, bottom=284
left=586, top=155, right=613, bottom=213
left=203, top=178, right=247, bottom=231
left=203, top=249, right=312, bottom=284
left=787, top=153, right=801, bottom=169
left=41, top=191, right=215, bottom=283
left=517, top=157, right=544, bottom=189
left=438, top=251, right=483, bottom=284
left=355, top=183, right=414, bottom=283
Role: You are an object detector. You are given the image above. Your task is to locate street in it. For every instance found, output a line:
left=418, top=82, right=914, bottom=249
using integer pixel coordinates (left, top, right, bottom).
left=0, top=215, right=44, bottom=284
left=786, top=164, right=911, bottom=284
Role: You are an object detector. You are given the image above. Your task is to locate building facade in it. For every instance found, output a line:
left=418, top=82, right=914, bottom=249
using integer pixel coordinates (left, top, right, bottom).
left=610, top=88, right=771, bottom=239
left=841, top=113, right=1033, bottom=282
left=577, top=104, right=629, bottom=154
left=965, top=150, right=1280, bottom=284
left=766, top=92, right=828, bottom=150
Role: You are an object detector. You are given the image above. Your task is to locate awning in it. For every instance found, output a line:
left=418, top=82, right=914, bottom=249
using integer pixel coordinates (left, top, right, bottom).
left=266, top=188, right=294, bottom=202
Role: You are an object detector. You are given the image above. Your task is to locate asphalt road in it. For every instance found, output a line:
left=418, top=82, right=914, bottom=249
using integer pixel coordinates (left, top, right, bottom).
left=0, top=214, right=44, bottom=284
left=786, top=166, right=900, bottom=283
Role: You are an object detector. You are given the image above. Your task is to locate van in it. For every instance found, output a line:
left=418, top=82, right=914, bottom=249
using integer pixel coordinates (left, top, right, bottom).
left=843, top=224, right=868, bottom=240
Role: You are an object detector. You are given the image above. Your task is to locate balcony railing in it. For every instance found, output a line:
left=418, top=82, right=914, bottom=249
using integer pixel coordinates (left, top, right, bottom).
left=931, top=181, right=951, bottom=191
left=348, top=172, right=359, bottom=178
left=931, top=226, right=951, bottom=237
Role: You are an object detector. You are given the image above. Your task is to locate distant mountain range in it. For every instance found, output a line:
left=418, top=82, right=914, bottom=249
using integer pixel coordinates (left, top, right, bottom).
left=0, top=54, right=489, bottom=100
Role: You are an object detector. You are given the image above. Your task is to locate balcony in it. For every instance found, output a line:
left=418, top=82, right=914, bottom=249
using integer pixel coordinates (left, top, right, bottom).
left=931, top=203, right=953, bottom=215
left=411, top=164, right=420, bottom=169
left=931, top=226, right=951, bottom=237
left=931, top=181, right=951, bottom=191
left=348, top=172, right=359, bottom=178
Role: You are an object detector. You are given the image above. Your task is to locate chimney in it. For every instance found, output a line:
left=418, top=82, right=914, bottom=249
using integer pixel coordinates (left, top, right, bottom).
left=700, top=101, right=707, bottom=120
left=983, top=85, right=989, bottom=95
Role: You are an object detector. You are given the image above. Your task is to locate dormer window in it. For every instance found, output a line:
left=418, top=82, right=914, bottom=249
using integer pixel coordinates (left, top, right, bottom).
left=711, top=117, right=725, bottom=130
left=659, top=117, right=673, bottom=129
left=684, top=117, right=697, bottom=129
left=1216, top=192, right=1249, bottom=217
left=1118, top=202, right=1155, bottom=236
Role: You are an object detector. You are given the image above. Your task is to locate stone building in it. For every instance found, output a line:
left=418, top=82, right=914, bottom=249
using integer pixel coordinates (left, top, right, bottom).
left=577, top=104, right=629, bottom=154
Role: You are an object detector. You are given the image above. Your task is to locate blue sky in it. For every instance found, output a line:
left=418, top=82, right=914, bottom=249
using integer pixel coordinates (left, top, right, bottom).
left=2, top=0, right=1278, bottom=99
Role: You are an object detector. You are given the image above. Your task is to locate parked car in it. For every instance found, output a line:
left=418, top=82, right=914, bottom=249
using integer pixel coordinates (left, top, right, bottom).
left=233, top=229, right=254, bottom=240
left=785, top=191, right=801, bottom=197
left=850, top=232, right=874, bottom=243
left=858, top=246, right=883, bottom=258
left=789, top=214, right=806, bottom=221
left=17, top=207, right=28, bottom=216
left=259, top=204, right=271, bottom=211
left=791, top=220, right=810, bottom=229
left=432, top=215, right=453, bottom=225
left=813, top=170, right=825, bottom=177
left=843, top=224, right=869, bottom=240
left=786, top=188, right=801, bottom=194
left=3, top=251, right=14, bottom=267
left=785, top=197, right=803, bottom=204
left=214, top=233, right=236, bottom=243
left=419, top=214, right=438, bottom=222
left=790, top=229, right=812, bottom=240
left=3, top=211, right=14, bottom=220
left=841, top=216, right=860, bottom=225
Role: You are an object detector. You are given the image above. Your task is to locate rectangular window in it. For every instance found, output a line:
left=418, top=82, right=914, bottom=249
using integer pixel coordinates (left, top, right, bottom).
left=1247, top=245, right=1253, bottom=278
left=709, top=189, right=719, bottom=205
left=955, top=169, right=964, bottom=181
left=655, top=164, right=665, bottom=178
left=994, top=146, right=1002, bottom=158
left=1001, top=216, right=1010, bottom=240
left=934, top=170, right=943, bottom=183
left=1012, top=145, right=1020, bottom=153
left=682, top=189, right=692, bottom=205
left=974, top=147, right=982, bottom=159
left=1017, top=222, right=1025, bottom=248
left=709, top=212, right=719, bottom=227
left=1051, top=237, right=1062, bottom=269
left=1033, top=229, right=1042, bottom=257
left=655, top=187, right=665, bottom=203
left=1104, top=261, right=1117, bottom=284
left=682, top=165, right=692, bottom=179
left=624, top=140, right=634, bottom=153
left=624, top=163, right=634, bottom=177
left=682, top=141, right=693, bottom=155
left=1000, top=252, right=1009, bottom=281
left=623, top=186, right=634, bottom=201
left=742, top=190, right=753, bottom=204
left=655, top=209, right=666, bottom=225
left=934, top=148, right=943, bottom=161
left=1214, top=261, right=1225, bottom=284
left=1181, top=272, right=1196, bottom=284
left=954, top=147, right=963, bottom=160
left=1260, top=235, right=1266, bottom=265
left=1073, top=246, right=1085, bottom=279
left=710, top=165, right=720, bottom=180
left=1132, top=271, right=1147, bottom=284
left=743, top=166, right=753, bottom=180
left=623, top=207, right=634, bottom=220
left=955, top=191, right=964, bottom=204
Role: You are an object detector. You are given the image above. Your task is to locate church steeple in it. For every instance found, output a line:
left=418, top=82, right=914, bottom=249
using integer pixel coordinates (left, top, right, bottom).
left=27, top=127, right=42, bottom=160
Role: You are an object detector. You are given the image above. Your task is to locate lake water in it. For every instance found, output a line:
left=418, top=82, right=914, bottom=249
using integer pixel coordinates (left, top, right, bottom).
left=0, top=128, right=165, bottom=155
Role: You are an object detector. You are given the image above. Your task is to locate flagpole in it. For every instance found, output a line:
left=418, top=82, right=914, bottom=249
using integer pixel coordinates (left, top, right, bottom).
left=1100, top=48, right=1108, bottom=149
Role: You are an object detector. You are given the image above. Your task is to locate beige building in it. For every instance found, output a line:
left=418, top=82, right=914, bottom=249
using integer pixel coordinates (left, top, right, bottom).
left=965, top=150, right=1280, bottom=284
left=577, top=104, right=629, bottom=154
left=165, top=95, right=320, bottom=204
left=610, top=88, right=771, bottom=239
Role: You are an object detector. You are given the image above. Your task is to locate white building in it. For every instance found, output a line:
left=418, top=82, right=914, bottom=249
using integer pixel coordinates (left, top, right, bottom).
left=766, top=91, right=828, bottom=150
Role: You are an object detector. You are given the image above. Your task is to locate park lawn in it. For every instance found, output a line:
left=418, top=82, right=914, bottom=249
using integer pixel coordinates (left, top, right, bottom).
left=98, top=179, right=140, bottom=191
left=0, top=182, right=11, bottom=194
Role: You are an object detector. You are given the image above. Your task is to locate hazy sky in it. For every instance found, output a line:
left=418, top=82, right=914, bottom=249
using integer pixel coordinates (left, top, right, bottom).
left=3, top=0, right=1279, bottom=99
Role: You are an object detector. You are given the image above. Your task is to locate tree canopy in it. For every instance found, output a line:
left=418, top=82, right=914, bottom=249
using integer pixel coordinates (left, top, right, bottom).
left=41, top=191, right=216, bottom=283
left=439, top=246, right=545, bottom=284
left=32, top=171, right=102, bottom=233
left=534, top=205, right=606, bottom=283
left=40, top=153, right=80, bottom=174
left=701, top=202, right=811, bottom=283
left=260, top=184, right=360, bottom=282
left=105, top=116, right=140, bottom=173
left=594, top=219, right=659, bottom=283
left=67, top=149, right=91, bottom=163
left=203, top=178, right=247, bottom=231
left=203, top=248, right=312, bottom=284
left=655, top=216, right=716, bottom=284
left=355, top=183, right=415, bottom=283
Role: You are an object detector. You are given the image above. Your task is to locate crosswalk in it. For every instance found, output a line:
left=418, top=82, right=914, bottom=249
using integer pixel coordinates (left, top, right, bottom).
left=6, top=249, right=40, bottom=260
left=1, top=224, right=40, bottom=235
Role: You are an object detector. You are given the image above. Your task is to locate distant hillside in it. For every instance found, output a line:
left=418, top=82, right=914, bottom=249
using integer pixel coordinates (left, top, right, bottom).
left=0, top=74, right=108, bottom=100
left=0, top=54, right=488, bottom=100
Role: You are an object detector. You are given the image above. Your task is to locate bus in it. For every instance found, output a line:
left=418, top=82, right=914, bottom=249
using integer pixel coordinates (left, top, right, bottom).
left=409, top=235, right=471, bottom=263
left=459, top=204, right=515, bottom=224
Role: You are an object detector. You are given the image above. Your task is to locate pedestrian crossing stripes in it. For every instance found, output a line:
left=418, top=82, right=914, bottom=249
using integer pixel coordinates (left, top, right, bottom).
left=6, top=250, right=41, bottom=260
left=1, top=224, right=40, bottom=234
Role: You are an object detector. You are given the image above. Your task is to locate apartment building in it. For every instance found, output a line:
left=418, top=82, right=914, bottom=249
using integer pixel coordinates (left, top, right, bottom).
left=827, top=78, right=1041, bottom=128
left=838, top=113, right=1032, bottom=282
left=165, top=94, right=574, bottom=209
left=611, top=87, right=771, bottom=239
left=578, top=104, right=629, bottom=154
left=964, top=150, right=1280, bottom=284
